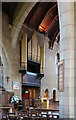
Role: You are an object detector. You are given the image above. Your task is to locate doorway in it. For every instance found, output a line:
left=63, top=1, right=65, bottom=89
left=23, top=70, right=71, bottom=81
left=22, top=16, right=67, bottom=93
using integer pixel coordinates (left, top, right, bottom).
left=53, top=89, right=56, bottom=101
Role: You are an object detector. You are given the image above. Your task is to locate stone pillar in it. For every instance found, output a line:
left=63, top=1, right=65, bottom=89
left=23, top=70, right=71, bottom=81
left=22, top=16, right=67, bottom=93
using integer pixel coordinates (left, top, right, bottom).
left=0, top=2, right=2, bottom=118
left=58, top=1, right=75, bottom=118
left=74, top=1, right=76, bottom=118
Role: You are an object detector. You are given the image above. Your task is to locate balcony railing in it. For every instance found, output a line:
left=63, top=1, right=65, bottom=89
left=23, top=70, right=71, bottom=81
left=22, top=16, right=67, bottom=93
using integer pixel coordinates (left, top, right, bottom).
left=22, top=73, right=41, bottom=87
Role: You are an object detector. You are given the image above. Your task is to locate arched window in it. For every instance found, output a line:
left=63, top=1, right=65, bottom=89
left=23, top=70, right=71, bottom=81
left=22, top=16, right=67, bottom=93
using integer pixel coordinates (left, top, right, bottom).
left=57, top=53, right=60, bottom=62
left=53, top=89, right=56, bottom=101
left=55, top=52, right=60, bottom=74
left=44, top=89, right=49, bottom=98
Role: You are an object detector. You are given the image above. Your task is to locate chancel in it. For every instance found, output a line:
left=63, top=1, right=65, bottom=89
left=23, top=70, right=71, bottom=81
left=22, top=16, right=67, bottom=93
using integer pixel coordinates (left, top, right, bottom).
left=0, top=1, right=76, bottom=119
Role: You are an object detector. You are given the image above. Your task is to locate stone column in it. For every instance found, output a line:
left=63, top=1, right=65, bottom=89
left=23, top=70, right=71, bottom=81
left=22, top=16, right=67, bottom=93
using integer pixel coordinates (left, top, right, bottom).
left=0, top=1, right=2, bottom=118
left=58, top=1, right=75, bottom=118
left=74, top=1, right=76, bottom=118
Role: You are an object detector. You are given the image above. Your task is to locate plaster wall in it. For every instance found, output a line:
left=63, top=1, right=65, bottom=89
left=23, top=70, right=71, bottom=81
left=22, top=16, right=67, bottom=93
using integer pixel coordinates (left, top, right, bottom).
left=2, top=13, right=21, bottom=99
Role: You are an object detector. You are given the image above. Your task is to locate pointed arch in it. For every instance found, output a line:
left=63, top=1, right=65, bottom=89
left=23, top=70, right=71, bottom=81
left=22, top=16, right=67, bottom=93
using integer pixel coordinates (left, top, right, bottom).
left=11, top=2, right=36, bottom=47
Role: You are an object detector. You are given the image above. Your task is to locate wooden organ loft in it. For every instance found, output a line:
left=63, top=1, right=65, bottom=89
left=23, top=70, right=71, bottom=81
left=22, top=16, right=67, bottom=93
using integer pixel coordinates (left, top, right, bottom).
left=19, top=32, right=44, bottom=83
left=19, top=32, right=44, bottom=107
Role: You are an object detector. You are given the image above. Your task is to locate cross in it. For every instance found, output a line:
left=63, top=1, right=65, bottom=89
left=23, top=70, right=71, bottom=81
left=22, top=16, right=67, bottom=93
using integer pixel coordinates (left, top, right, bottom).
left=5, top=76, right=10, bottom=84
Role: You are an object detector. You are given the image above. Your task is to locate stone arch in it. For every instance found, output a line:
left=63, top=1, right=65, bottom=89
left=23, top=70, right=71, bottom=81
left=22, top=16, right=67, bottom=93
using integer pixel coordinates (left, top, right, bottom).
left=2, top=44, right=11, bottom=72
left=11, top=2, right=36, bottom=47
left=44, top=88, right=51, bottom=98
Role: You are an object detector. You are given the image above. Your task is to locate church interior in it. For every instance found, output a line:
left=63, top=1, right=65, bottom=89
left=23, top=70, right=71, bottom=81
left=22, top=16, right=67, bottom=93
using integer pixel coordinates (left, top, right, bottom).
left=0, top=0, right=76, bottom=119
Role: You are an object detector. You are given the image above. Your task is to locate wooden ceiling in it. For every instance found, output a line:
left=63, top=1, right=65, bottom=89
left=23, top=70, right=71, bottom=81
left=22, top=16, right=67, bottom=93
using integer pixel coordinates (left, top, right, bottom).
left=24, top=2, right=59, bottom=49
left=2, top=2, right=59, bottom=49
